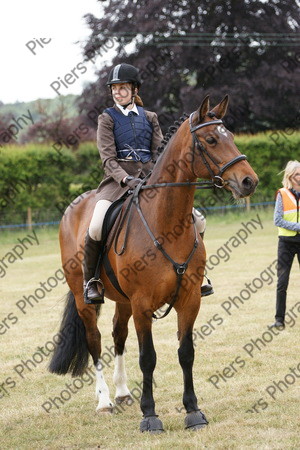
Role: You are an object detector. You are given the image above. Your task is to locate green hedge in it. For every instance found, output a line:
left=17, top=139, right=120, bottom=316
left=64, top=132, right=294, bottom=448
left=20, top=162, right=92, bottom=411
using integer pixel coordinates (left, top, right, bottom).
left=1, top=131, right=299, bottom=224
left=235, top=131, right=300, bottom=200
left=0, top=143, right=103, bottom=223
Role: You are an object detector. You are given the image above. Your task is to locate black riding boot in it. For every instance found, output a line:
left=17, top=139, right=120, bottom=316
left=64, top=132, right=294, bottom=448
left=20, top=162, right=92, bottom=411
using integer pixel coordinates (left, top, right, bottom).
left=83, top=231, right=105, bottom=304
left=200, top=231, right=214, bottom=297
left=201, top=277, right=214, bottom=297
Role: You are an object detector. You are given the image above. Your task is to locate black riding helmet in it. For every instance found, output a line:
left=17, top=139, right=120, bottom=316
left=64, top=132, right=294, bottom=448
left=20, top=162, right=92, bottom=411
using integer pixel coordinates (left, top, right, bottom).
left=106, top=63, right=141, bottom=88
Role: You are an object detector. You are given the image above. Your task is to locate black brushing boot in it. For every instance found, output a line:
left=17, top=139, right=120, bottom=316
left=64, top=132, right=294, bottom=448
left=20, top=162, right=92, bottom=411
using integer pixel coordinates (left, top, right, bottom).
left=83, top=231, right=105, bottom=304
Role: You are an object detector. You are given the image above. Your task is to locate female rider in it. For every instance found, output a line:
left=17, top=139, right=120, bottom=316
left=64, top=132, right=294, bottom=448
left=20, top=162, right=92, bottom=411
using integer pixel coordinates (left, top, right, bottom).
left=83, top=63, right=211, bottom=303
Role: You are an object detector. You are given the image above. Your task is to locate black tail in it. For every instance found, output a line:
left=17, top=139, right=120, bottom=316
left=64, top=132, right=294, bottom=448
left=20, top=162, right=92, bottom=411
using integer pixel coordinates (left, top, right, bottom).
left=49, top=291, right=89, bottom=377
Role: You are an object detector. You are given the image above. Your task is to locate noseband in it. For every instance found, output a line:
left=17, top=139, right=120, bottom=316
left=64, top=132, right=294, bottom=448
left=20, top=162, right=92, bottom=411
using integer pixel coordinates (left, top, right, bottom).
left=189, top=112, right=247, bottom=188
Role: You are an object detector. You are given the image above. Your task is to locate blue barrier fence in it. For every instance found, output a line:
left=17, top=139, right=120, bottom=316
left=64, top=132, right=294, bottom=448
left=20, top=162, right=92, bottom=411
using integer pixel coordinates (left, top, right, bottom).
left=202, top=201, right=274, bottom=210
left=0, top=201, right=275, bottom=230
left=0, top=220, right=61, bottom=229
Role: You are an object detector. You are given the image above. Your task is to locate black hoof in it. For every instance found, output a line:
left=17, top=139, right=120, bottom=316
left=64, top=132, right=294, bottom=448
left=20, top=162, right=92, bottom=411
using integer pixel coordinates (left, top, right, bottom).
left=185, top=410, right=208, bottom=430
left=140, top=415, right=164, bottom=434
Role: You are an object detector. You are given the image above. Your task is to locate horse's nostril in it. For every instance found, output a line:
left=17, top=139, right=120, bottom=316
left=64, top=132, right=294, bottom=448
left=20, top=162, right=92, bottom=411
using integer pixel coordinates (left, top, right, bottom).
left=242, top=176, right=254, bottom=190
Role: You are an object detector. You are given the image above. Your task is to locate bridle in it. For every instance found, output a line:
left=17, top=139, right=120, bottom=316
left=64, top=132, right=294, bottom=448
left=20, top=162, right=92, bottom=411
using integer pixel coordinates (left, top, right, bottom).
left=125, top=112, right=248, bottom=193
left=112, top=112, right=249, bottom=320
left=188, top=111, right=247, bottom=188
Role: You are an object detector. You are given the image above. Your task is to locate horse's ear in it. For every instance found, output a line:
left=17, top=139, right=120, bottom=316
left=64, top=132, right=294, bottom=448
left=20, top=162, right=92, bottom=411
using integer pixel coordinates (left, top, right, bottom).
left=210, top=95, right=229, bottom=119
left=195, top=95, right=210, bottom=123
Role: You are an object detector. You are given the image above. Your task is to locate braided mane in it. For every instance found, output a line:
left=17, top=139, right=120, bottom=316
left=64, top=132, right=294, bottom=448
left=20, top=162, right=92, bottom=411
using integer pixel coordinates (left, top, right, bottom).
left=157, top=113, right=189, bottom=155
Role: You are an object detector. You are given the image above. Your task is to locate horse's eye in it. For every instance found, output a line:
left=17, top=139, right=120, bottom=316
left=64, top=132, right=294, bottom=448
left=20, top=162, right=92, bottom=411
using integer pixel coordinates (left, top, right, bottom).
left=206, top=137, right=216, bottom=145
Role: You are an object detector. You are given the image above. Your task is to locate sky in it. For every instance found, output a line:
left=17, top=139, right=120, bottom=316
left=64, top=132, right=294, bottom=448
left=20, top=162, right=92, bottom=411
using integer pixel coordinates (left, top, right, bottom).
left=0, top=0, right=114, bottom=104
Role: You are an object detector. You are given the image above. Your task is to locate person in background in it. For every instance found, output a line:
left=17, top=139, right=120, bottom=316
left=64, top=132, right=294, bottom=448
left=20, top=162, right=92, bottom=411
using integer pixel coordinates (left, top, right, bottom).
left=271, top=160, right=300, bottom=327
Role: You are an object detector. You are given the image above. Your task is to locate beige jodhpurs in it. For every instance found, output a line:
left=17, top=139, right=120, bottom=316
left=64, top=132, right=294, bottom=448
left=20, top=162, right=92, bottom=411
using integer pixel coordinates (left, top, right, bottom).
left=89, top=199, right=206, bottom=241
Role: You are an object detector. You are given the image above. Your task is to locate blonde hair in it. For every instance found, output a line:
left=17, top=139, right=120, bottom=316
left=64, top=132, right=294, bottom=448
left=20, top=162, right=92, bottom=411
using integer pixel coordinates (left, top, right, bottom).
left=282, top=160, right=300, bottom=188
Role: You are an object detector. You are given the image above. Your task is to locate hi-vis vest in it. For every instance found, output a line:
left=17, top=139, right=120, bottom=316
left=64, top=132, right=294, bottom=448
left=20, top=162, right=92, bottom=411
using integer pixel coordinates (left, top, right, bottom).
left=277, top=188, right=300, bottom=236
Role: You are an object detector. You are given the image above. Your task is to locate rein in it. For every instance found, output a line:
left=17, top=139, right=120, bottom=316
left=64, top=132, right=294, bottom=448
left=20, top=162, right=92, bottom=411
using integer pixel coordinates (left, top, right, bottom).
left=114, top=113, right=248, bottom=320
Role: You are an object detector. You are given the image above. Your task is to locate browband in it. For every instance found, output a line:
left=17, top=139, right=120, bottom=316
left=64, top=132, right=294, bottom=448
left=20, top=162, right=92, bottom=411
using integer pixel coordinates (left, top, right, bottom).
left=189, top=111, right=223, bottom=133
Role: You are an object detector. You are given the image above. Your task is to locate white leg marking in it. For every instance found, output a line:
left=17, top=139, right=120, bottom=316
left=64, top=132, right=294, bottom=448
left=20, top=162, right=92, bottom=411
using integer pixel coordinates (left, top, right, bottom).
left=113, top=354, right=131, bottom=399
left=95, top=359, right=114, bottom=411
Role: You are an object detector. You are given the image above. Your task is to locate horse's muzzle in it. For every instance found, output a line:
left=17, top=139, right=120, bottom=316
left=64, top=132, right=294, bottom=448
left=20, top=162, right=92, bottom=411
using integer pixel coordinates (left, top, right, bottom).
left=229, top=175, right=259, bottom=198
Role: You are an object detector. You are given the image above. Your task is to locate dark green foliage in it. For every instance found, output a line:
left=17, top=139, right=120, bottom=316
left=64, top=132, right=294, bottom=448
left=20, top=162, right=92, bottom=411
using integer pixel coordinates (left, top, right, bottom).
left=79, top=0, right=299, bottom=134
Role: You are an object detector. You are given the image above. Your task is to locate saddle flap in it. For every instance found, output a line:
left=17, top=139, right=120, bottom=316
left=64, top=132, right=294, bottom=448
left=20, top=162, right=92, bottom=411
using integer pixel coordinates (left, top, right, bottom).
left=101, top=197, right=126, bottom=244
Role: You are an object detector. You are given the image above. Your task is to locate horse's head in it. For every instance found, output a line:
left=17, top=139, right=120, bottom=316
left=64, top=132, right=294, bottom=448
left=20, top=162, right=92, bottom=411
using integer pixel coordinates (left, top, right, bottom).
left=186, top=95, right=258, bottom=198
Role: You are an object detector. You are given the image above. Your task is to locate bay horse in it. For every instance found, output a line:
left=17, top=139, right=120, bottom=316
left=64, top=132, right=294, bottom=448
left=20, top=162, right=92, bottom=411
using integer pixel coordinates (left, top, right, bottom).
left=49, top=95, right=258, bottom=432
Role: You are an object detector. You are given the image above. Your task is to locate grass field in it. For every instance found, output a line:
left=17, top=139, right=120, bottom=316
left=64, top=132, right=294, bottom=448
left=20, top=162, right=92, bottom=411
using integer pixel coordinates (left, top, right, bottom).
left=1, top=209, right=299, bottom=449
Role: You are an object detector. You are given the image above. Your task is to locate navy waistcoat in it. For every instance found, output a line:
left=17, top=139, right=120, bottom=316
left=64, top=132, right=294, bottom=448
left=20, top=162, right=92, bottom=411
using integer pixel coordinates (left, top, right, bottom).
left=104, top=106, right=153, bottom=162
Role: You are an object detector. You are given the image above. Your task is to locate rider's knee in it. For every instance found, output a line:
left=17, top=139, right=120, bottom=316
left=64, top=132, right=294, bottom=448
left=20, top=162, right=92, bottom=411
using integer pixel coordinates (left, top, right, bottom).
left=89, top=200, right=112, bottom=241
left=193, top=209, right=206, bottom=234
left=89, top=223, right=102, bottom=241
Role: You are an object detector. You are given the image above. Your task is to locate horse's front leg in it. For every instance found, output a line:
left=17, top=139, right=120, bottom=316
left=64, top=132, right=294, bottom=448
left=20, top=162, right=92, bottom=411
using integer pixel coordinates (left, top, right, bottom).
left=132, top=306, right=164, bottom=433
left=176, top=295, right=209, bottom=430
left=112, top=302, right=133, bottom=405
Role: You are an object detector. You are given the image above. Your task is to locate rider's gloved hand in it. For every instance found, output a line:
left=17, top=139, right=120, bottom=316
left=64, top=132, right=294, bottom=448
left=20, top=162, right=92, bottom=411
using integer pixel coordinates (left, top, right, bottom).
left=123, top=176, right=143, bottom=189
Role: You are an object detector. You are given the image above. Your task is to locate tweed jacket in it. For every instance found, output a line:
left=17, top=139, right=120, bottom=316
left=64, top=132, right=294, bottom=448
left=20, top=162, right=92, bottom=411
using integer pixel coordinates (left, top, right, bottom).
left=96, top=105, right=163, bottom=201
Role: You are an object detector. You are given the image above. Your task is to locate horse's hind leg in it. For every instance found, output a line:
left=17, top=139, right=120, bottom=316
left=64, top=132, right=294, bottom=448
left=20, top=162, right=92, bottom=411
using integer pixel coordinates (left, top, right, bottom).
left=176, top=297, right=208, bottom=430
left=112, top=302, right=133, bottom=404
left=71, top=281, right=114, bottom=413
